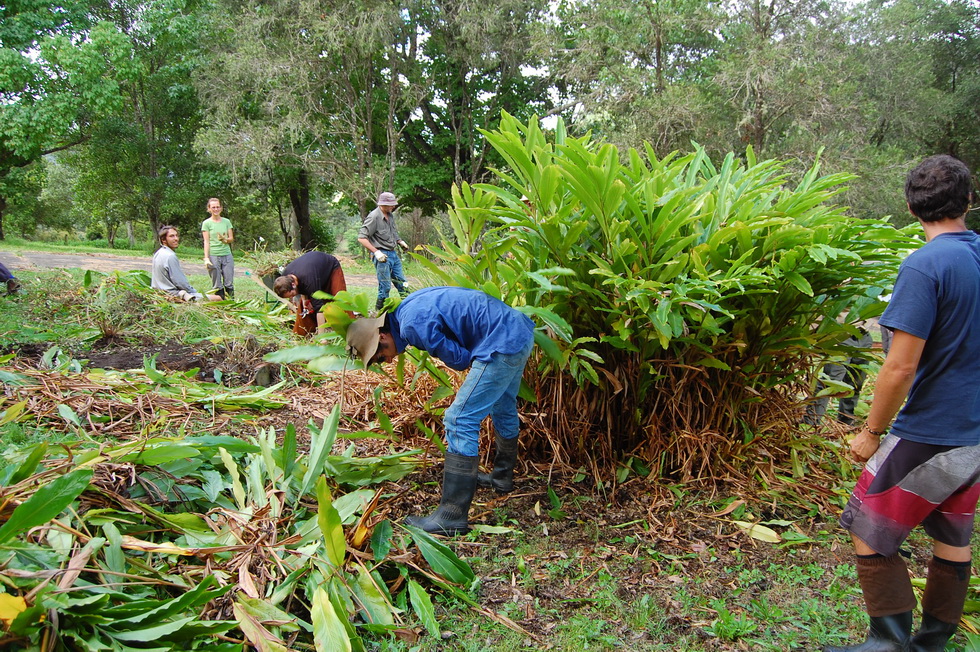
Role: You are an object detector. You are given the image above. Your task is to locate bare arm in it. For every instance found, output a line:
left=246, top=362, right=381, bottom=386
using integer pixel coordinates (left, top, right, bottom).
left=850, top=329, right=925, bottom=461
left=202, top=230, right=210, bottom=261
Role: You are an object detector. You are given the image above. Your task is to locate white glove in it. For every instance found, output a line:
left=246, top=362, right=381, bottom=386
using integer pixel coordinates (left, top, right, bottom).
left=398, top=240, right=409, bottom=251
left=373, top=250, right=388, bottom=263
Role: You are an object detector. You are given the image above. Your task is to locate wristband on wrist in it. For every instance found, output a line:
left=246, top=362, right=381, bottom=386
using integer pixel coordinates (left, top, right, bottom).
left=863, top=424, right=888, bottom=437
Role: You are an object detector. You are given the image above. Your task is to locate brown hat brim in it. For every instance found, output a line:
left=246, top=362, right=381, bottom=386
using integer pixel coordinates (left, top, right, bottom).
left=346, top=316, right=385, bottom=367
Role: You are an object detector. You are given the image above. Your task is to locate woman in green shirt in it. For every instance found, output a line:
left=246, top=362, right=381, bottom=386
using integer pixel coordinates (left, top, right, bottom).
left=201, top=197, right=235, bottom=299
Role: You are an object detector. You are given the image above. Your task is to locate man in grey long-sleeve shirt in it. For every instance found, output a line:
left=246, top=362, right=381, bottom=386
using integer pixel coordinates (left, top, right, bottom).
left=357, top=191, right=409, bottom=311
left=151, top=225, right=218, bottom=302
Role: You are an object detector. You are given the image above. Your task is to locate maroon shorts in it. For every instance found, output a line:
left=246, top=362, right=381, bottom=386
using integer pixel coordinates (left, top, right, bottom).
left=840, top=434, right=980, bottom=556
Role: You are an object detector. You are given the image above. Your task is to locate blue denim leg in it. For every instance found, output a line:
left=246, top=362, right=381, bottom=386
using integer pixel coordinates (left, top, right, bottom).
left=490, top=341, right=533, bottom=440
left=374, top=253, right=393, bottom=304
left=0, top=260, right=14, bottom=283
left=444, top=342, right=533, bottom=456
left=387, top=250, right=407, bottom=294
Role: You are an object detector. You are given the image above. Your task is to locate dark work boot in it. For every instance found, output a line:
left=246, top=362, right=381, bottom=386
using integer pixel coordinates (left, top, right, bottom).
left=911, top=613, right=958, bottom=652
left=822, top=612, right=913, bottom=652
left=477, top=436, right=519, bottom=493
left=215, top=288, right=226, bottom=299
left=911, top=556, right=970, bottom=651
left=824, top=554, right=916, bottom=652
left=405, top=453, right=478, bottom=536
left=224, top=287, right=234, bottom=299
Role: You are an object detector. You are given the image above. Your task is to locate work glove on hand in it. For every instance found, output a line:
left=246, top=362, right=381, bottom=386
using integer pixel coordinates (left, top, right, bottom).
left=373, top=250, right=388, bottom=263
left=398, top=240, right=409, bottom=251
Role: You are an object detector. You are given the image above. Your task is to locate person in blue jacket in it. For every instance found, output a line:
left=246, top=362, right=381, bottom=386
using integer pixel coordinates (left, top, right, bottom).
left=346, top=286, right=535, bottom=535
left=0, top=259, right=20, bottom=295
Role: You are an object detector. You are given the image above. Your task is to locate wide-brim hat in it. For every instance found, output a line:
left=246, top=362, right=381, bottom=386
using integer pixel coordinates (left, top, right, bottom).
left=377, top=191, right=398, bottom=207
left=346, top=316, right=385, bottom=367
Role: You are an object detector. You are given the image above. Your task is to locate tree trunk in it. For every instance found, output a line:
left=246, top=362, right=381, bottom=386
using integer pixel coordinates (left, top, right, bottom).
left=107, top=219, right=118, bottom=248
left=276, top=199, right=290, bottom=247
left=126, top=221, right=136, bottom=249
left=288, top=167, right=314, bottom=250
left=0, top=196, right=6, bottom=241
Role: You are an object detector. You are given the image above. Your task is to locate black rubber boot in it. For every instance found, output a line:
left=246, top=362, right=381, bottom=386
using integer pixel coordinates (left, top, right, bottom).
left=911, top=556, right=969, bottom=651
left=911, top=612, right=958, bottom=652
left=405, top=453, right=478, bottom=536
left=822, top=612, right=913, bottom=652
left=224, top=287, right=234, bottom=299
left=477, top=436, right=519, bottom=493
left=215, top=288, right=226, bottom=299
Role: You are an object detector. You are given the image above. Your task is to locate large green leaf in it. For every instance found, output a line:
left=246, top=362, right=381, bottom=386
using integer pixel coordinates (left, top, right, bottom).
left=310, top=586, right=352, bottom=652
left=3, top=442, right=48, bottom=487
left=0, top=468, right=93, bottom=545
left=233, top=603, right=288, bottom=652
left=298, top=406, right=340, bottom=498
left=352, top=565, right=394, bottom=626
left=316, top=477, right=346, bottom=567
left=403, top=525, right=476, bottom=587
left=108, top=616, right=198, bottom=641
left=408, top=580, right=440, bottom=638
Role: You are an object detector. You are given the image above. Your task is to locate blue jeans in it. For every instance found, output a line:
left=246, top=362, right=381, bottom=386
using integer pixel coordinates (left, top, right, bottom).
left=0, top=260, right=15, bottom=283
left=443, top=339, right=534, bottom=457
left=373, top=249, right=407, bottom=307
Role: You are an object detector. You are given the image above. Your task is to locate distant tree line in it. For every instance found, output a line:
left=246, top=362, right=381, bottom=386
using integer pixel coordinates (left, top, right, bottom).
left=2, top=0, right=979, bottom=250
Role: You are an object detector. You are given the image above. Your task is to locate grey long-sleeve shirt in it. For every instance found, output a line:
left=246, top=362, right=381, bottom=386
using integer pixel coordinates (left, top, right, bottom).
left=358, top=207, right=401, bottom=250
left=151, top=246, right=197, bottom=295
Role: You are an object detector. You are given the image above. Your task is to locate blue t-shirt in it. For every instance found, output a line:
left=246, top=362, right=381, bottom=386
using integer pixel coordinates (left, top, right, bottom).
left=389, top=287, right=535, bottom=371
left=879, top=231, right=980, bottom=445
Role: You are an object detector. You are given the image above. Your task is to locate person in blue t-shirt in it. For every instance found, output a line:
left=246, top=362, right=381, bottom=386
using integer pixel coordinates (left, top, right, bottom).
left=346, top=287, right=536, bottom=535
left=823, top=155, right=980, bottom=652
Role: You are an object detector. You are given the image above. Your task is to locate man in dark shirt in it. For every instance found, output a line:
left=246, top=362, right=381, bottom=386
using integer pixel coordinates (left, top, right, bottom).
left=346, top=287, right=536, bottom=535
left=273, top=251, right=347, bottom=336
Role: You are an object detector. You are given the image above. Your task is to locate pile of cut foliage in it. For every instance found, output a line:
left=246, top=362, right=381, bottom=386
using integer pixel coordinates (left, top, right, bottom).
left=0, top=403, right=481, bottom=650
left=0, top=274, right=501, bottom=650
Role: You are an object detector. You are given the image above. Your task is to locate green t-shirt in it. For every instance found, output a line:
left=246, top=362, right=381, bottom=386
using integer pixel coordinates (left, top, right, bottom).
left=202, top=217, right=233, bottom=257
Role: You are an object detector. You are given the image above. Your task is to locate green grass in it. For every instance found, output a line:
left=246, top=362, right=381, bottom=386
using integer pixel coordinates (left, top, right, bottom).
left=0, top=235, right=152, bottom=257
